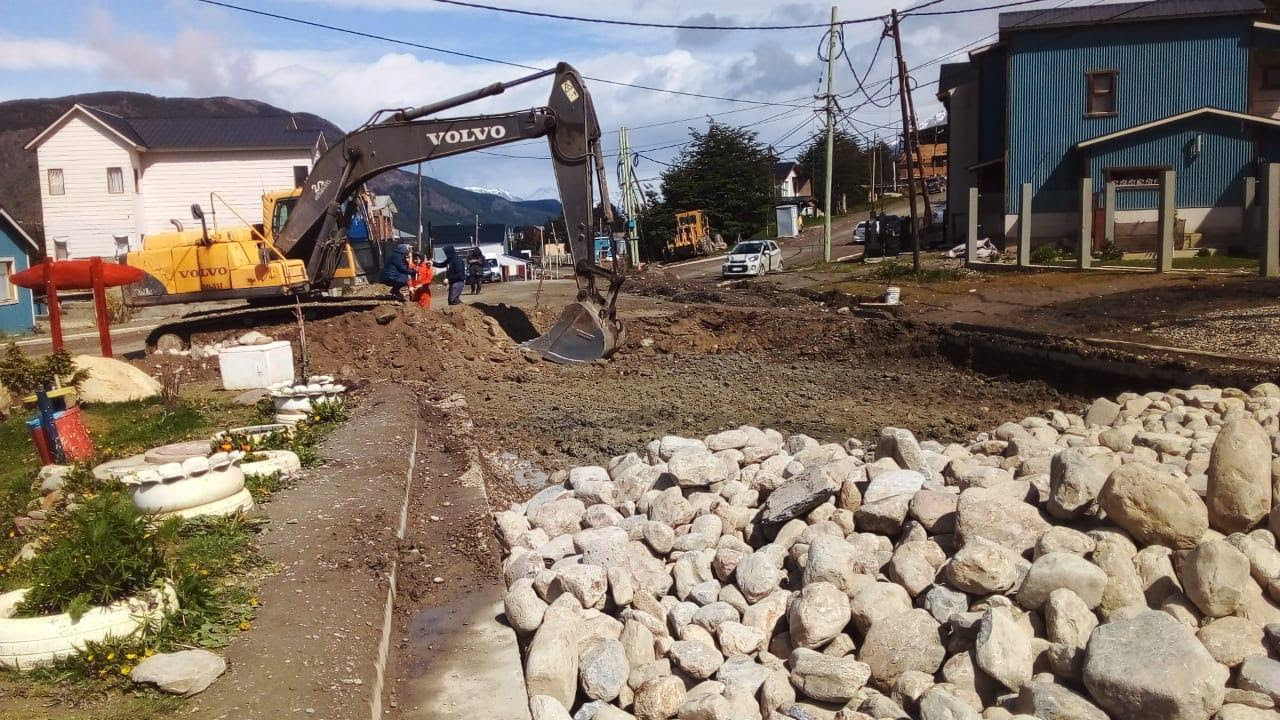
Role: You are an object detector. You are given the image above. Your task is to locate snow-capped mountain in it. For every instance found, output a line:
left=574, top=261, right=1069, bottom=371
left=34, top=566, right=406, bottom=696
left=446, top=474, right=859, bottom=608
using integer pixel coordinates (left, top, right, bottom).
left=463, top=186, right=524, bottom=202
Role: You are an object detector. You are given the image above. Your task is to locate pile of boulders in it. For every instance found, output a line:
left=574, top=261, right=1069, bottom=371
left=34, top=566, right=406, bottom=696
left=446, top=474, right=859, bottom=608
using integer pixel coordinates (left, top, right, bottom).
left=164, top=330, right=275, bottom=359
left=495, top=383, right=1280, bottom=720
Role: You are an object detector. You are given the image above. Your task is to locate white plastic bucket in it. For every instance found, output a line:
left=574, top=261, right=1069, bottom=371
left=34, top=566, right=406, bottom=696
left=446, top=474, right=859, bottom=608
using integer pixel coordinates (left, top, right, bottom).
left=885, top=286, right=901, bottom=305
left=218, top=341, right=295, bottom=390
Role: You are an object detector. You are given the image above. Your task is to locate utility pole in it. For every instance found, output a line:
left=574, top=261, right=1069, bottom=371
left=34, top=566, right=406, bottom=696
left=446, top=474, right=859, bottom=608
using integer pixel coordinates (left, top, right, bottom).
left=474, top=213, right=480, bottom=247
left=416, top=161, right=424, bottom=254
left=618, top=127, right=642, bottom=267
left=888, top=9, right=921, bottom=272
left=868, top=132, right=877, bottom=205
left=822, top=5, right=838, bottom=263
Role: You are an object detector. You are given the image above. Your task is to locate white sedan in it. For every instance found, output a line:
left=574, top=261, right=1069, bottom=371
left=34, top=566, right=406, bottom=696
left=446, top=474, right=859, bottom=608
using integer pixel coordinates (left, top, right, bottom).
left=722, top=240, right=783, bottom=278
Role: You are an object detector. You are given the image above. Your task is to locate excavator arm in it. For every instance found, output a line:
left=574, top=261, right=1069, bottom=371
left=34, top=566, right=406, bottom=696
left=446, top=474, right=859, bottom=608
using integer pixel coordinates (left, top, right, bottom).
left=276, top=63, right=623, bottom=362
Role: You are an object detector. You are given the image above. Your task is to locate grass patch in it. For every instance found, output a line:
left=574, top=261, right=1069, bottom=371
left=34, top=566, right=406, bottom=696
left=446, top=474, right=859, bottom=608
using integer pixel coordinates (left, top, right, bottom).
left=243, top=470, right=287, bottom=502
left=867, top=260, right=967, bottom=283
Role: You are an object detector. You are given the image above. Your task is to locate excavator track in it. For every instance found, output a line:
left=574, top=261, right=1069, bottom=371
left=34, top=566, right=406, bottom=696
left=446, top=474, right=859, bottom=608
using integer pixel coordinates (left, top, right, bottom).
left=144, top=296, right=399, bottom=353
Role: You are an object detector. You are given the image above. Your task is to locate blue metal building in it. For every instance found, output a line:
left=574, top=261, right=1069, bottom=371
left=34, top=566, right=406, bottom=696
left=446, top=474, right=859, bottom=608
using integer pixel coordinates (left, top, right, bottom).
left=0, top=208, right=39, bottom=335
left=940, top=0, right=1280, bottom=246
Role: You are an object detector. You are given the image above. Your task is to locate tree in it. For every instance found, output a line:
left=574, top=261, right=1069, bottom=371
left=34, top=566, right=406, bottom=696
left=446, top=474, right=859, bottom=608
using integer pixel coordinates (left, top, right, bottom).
left=797, top=130, right=872, bottom=213
left=658, top=122, right=773, bottom=243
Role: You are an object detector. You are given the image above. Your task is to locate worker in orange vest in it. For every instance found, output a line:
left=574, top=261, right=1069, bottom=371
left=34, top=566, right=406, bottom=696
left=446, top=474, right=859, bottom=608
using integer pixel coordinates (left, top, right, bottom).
left=408, top=252, right=434, bottom=308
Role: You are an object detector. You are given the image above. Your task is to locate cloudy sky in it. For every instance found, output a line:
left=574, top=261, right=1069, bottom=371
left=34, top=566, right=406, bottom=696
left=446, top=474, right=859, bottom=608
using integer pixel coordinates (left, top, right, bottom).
left=0, top=0, right=1066, bottom=199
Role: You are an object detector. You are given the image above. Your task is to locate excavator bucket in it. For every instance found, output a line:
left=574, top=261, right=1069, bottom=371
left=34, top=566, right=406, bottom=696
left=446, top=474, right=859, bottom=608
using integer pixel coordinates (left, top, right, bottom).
left=523, top=299, right=624, bottom=364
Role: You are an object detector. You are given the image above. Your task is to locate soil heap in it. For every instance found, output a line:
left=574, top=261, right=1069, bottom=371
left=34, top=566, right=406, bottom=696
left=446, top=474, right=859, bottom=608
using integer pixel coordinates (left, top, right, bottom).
left=494, top=382, right=1280, bottom=720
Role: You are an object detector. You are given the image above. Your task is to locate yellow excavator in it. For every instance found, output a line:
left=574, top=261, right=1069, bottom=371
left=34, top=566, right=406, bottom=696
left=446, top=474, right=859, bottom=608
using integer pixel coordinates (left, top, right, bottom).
left=124, top=62, right=624, bottom=364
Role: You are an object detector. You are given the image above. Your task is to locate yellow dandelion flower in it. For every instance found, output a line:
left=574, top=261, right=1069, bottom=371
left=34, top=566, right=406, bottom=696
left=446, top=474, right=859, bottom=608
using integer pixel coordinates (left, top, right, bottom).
left=120, top=665, right=132, bottom=676
left=199, top=569, right=209, bottom=577
left=144, top=648, right=155, bottom=657
left=86, top=654, right=95, bottom=662
left=98, top=668, right=107, bottom=676
left=125, top=653, right=137, bottom=660
left=248, top=596, right=259, bottom=607
left=238, top=621, right=252, bottom=631
left=106, top=652, right=115, bottom=661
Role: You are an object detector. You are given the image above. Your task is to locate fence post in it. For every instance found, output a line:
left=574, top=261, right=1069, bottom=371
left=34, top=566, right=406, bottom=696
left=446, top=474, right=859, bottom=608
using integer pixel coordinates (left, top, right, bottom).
left=1104, top=181, right=1117, bottom=251
left=1078, top=177, right=1093, bottom=269
left=967, top=187, right=979, bottom=266
left=1018, top=182, right=1032, bottom=267
left=1156, top=170, right=1176, bottom=273
left=1265, top=163, right=1280, bottom=278
left=1242, top=176, right=1257, bottom=241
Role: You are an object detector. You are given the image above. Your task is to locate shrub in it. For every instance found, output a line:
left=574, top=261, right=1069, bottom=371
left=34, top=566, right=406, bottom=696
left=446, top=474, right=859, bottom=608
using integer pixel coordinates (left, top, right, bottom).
left=1097, top=241, right=1124, bottom=263
left=309, top=398, right=348, bottom=424
left=1030, top=244, right=1059, bottom=264
left=16, top=493, right=178, bottom=620
left=0, top=345, right=89, bottom=397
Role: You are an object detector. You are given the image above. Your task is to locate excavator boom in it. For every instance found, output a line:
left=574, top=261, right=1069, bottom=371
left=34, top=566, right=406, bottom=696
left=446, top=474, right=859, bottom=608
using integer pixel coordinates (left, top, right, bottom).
left=277, top=63, right=623, bottom=363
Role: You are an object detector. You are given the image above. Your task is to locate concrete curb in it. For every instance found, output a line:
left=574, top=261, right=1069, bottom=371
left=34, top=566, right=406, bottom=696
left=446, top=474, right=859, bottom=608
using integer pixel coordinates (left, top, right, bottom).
left=370, top=427, right=418, bottom=720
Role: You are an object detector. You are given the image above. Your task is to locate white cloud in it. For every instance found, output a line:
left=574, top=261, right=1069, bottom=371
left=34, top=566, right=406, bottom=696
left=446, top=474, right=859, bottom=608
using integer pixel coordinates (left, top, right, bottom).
left=0, top=36, right=103, bottom=70
left=4, top=0, right=1004, bottom=195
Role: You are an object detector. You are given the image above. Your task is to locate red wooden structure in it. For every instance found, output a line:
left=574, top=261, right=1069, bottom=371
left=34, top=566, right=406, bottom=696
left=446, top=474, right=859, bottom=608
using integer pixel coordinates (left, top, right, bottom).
left=10, top=258, right=145, bottom=358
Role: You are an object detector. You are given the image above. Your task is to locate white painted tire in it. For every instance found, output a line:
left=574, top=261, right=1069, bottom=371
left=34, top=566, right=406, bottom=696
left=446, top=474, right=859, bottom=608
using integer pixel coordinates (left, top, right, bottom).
left=159, top=487, right=255, bottom=519
left=129, top=466, right=246, bottom=514
left=92, top=455, right=149, bottom=481
left=240, top=450, right=301, bottom=478
left=0, top=583, right=178, bottom=670
left=273, top=395, right=313, bottom=413
left=144, top=441, right=215, bottom=465
left=213, top=424, right=294, bottom=447
left=274, top=412, right=309, bottom=426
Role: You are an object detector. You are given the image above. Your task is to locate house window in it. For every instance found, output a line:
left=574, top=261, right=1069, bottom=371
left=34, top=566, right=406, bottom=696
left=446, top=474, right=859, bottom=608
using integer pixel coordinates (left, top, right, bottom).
left=0, top=259, right=15, bottom=304
left=53, top=238, right=69, bottom=260
left=107, top=167, right=124, bottom=194
left=47, top=169, right=64, bottom=196
left=1086, top=70, right=1118, bottom=117
left=294, top=165, right=309, bottom=187
left=114, top=236, right=131, bottom=258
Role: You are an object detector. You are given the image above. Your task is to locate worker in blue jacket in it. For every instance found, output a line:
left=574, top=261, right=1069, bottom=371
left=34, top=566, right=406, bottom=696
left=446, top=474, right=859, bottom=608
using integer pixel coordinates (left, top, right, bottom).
left=433, top=245, right=466, bottom=305
left=380, top=243, right=413, bottom=300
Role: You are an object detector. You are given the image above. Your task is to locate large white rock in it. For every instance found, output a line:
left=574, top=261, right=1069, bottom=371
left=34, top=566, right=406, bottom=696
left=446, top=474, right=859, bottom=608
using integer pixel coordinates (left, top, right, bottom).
left=634, top=675, right=685, bottom=720
left=859, top=608, right=945, bottom=686
left=1180, top=539, right=1250, bottom=618
left=734, top=552, right=782, bottom=602
left=525, top=618, right=579, bottom=708
left=1207, top=419, right=1273, bottom=533
left=668, top=447, right=726, bottom=488
left=946, top=536, right=1029, bottom=595
left=529, top=695, right=573, bottom=720
left=975, top=606, right=1033, bottom=692
left=1099, top=462, right=1209, bottom=550
left=1016, top=552, right=1107, bottom=609
left=73, top=354, right=162, bottom=402
left=863, top=469, right=926, bottom=504
left=581, top=639, right=630, bottom=701
left=668, top=640, right=723, bottom=680
left=955, top=487, right=1050, bottom=556
left=1044, top=588, right=1098, bottom=649
left=789, top=647, right=872, bottom=703
left=129, top=649, right=225, bottom=697
left=788, top=582, right=852, bottom=649
left=1083, top=609, right=1227, bottom=720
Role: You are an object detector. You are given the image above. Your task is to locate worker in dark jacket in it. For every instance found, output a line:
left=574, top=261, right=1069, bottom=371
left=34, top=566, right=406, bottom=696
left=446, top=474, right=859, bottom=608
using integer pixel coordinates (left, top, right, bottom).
left=380, top=243, right=413, bottom=300
left=433, top=245, right=466, bottom=305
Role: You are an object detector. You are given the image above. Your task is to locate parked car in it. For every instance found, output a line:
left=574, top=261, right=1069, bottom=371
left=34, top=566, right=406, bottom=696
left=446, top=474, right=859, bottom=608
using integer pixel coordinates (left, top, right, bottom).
left=722, top=240, right=783, bottom=278
left=483, top=257, right=501, bottom=282
left=853, top=221, right=868, bottom=244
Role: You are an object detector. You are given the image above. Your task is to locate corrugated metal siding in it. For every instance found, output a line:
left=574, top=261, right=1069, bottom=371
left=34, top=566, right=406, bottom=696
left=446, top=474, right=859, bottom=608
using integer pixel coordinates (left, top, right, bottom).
left=1085, top=114, right=1265, bottom=210
left=1007, top=17, right=1253, bottom=212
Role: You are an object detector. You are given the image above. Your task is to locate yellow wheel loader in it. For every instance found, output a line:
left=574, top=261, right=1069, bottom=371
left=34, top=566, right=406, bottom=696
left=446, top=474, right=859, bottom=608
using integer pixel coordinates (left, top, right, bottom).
left=126, top=62, right=624, bottom=364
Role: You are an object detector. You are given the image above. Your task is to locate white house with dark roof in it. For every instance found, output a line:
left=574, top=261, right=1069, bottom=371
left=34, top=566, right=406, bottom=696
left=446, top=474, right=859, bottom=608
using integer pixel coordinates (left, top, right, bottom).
left=24, top=105, right=329, bottom=259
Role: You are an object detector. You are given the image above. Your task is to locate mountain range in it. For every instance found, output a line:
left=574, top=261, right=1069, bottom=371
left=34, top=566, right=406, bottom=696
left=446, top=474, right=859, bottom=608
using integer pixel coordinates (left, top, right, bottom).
left=0, top=91, right=562, bottom=244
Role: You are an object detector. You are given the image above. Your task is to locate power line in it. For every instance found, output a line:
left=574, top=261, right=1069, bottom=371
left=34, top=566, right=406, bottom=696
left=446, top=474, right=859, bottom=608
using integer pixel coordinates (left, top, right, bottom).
left=194, top=0, right=811, bottom=107
left=430, top=0, right=890, bottom=30
left=906, top=0, right=1059, bottom=17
